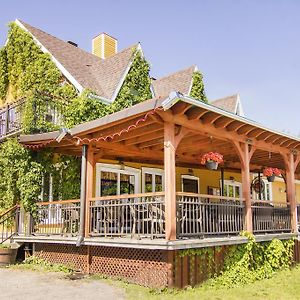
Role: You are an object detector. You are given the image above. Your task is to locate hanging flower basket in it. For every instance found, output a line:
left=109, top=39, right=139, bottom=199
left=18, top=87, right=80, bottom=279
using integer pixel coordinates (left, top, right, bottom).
left=263, top=167, right=281, bottom=182
left=267, top=174, right=275, bottom=182
left=201, top=152, right=223, bottom=170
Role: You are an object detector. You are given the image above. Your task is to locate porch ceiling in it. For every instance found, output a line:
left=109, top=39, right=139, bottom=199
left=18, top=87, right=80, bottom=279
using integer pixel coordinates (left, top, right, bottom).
left=19, top=92, right=300, bottom=175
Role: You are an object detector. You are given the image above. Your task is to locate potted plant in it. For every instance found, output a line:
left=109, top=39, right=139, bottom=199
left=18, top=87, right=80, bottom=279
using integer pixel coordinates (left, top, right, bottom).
left=201, top=152, right=224, bottom=170
left=263, top=167, right=281, bottom=182
left=0, top=244, right=17, bottom=266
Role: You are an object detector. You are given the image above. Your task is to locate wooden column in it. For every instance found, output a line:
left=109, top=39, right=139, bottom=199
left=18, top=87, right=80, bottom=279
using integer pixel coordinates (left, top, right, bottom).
left=233, top=142, right=254, bottom=232
left=284, top=152, right=298, bottom=233
left=241, top=143, right=252, bottom=232
left=85, top=148, right=95, bottom=237
left=164, top=122, right=177, bottom=240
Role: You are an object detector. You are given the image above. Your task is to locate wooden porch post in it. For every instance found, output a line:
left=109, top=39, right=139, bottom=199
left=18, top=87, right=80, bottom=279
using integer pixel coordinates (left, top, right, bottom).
left=164, top=122, right=177, bottom=240
left=85, top=147, right=95, bottom=238
left=284, top=152, right=298, bottom=233
left=233, top=141, right=254, bottom=232
left=241, top=143, right=252, bottom=232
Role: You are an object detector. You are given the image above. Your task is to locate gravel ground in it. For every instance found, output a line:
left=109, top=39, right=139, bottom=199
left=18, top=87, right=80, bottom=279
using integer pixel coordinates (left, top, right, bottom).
left=0, top=269, right=125, bottom=300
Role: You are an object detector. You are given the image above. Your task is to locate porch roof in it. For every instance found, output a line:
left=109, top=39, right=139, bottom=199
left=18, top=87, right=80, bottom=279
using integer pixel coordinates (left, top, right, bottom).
left=20, top=92, right=300, bottom=174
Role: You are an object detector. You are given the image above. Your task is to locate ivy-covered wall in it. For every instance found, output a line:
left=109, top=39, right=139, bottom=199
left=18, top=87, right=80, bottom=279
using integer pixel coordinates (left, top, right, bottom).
left=0, top=23, right=153, bottom=210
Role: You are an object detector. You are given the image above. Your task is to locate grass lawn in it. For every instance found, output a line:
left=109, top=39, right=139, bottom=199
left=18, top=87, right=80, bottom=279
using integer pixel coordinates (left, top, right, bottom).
left=117, top=265, right=300, bottom=300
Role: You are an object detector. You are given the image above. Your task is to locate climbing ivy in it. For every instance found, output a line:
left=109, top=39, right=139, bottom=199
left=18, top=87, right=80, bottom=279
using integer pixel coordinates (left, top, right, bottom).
left=190, top=71, right=208, bottom=103
left=0, top=138, right=43, bottom=212
left=179, top=233, right=295, bottom=288
left=0, top=48, right=8, bottom=101
left=0, top=23, right=153, bottom=211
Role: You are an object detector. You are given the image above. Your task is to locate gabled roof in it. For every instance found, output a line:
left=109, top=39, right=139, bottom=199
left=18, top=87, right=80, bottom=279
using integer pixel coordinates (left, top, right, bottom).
left=15, top=19, right=136, bottom=102
left=152, top=65, right=196, bottom=98
left=210, top=94, right=244, bottom=116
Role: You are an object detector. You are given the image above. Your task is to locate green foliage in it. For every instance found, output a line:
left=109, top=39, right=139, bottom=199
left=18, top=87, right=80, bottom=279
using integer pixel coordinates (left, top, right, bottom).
left=0, top=48, right=8, bottom=100
left=13, top=256, right=73, bottom=273
left=110, top=49, right=152, bottom=112
left=0, top=138, right=43, bottom=212
left=178, top=234, right=295, bottom=288
left=190, top=71, right=208, bottom=103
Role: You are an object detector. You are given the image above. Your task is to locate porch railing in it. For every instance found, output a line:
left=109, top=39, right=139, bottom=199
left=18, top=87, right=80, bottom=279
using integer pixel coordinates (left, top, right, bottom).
left=252, top=201, right=291, bottom=233
left=89, top=192, right=165, bottom=239
left=176, top=192, right=245, bottom=238
left=30, top=199, right=80, bottom=236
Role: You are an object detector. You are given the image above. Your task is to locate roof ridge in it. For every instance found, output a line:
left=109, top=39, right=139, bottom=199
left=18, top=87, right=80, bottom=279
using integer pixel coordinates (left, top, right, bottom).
left=154, top=65, right=196, bottom=82
left=16, top=19, right=101, bottom=62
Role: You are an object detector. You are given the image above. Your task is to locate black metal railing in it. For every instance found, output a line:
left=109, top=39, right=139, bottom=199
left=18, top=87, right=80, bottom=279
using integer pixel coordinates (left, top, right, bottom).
left=0, top=95, right=67, bottom=139
left=89, top=192, right=165, bottom=239
left=30, top=200, right=80, bottom=236
left=252, top=201, right=291, bottom=233
left=176, top=193, right=245, bottom=238
left=0, top=99, right=25, bottom=138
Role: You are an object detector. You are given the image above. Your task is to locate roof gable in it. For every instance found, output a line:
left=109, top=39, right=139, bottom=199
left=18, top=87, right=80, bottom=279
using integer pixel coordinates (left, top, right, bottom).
left=210, top=94, right=244, bottom=116
left=152, top=65, right=196, bottom=98
left=15, top=19, right=135, bottom=101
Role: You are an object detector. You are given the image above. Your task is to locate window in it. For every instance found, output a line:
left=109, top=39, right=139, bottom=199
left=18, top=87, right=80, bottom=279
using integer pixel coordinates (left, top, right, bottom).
left=181, top=175, right=200, bottom=193
left=253, top=179, right=273, bottom=201
left=222, top=180, right=242, bottom=198
left=96, top=163, right=140, bottom=196
left=142, top=168, right=164, bottom=193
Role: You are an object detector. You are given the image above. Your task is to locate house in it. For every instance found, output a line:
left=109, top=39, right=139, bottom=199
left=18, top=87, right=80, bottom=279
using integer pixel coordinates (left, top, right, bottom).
left=0, top=19, right=300, bottom=288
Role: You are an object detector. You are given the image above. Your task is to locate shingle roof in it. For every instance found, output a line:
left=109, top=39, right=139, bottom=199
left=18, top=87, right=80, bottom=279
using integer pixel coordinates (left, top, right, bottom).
left=152, top=65, right=195, bottom=98
left=210, top=94, right=241, bottom=115
left=17, top=20, right=135, bottom=101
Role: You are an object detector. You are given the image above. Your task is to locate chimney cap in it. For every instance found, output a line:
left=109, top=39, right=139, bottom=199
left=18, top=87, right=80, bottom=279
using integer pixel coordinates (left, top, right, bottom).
left=92, top=32, right=117, bottom=41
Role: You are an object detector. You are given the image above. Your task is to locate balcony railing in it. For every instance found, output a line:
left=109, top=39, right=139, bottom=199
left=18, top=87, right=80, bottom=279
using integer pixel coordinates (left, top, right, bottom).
left=30, top=200, right=80, bottom=236
left=0, top=99, right=25, bottom=138
left=252, top=200, right=291, bottom=233
left=176, top=192, right=245, bottom=238
left=89, top=192, right=165, bottom=239
left=0, top=96, right=66, bottom=139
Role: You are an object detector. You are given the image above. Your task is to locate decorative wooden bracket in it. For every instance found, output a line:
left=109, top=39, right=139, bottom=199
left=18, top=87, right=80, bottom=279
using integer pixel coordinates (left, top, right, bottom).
left=174, top=126, right=190, bottom=149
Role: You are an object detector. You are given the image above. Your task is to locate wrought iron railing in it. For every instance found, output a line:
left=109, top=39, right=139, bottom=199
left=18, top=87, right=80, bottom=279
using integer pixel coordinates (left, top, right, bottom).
left=89, top=192, right=165, bottom=239
left=0, top=95, right=67, bottom=139
left=31, top=200, right=80, bottom=236
left=252, top=201, right=291, bottom=233
left=176, top=192, right=245, bottom=238
left=0, top=99, right=25, bottom=138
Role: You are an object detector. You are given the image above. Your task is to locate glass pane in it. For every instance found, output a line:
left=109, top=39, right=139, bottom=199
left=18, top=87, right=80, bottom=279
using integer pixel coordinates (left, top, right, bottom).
left=155, top=175, right=163, bottom=192
left=120, top=173, right=135, bottom=195
left=228, top=185, right=234, bottom=197
left=145, top=173, right=153, bottom=192
left=182, top=178, right=198, bottom=193
left=101, top=171, right=117, bottom=196
left=235, top=186, right=240, bottom=198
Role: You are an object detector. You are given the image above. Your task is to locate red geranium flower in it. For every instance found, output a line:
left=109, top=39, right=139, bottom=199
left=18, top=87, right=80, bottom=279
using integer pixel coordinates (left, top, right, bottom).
left=263, top=167, right=281, bottom=177
left=201, top=152, right=224, bottom=165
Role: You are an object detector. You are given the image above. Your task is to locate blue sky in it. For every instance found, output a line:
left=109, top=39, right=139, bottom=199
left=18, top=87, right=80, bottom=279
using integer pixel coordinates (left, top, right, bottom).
left=1, top=0, right=300, bottom=135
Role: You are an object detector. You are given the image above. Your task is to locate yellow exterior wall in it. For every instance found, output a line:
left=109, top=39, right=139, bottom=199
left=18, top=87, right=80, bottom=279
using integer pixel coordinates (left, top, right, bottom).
left=95, top=158, right=300, bottom=204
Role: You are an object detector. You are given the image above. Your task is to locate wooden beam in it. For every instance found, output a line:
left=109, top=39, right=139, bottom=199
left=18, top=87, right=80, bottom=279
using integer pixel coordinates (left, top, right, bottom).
left=201, top=113, right=222, bottom=124
left=186, top=108, right=208, bottom=120
left=171, top=102, right=191, bottom=115
left=214, top=118, right=235, bottom=129
left=124, top=130, right=163, bottom=146
left=164, top=122, right=177, bottom=241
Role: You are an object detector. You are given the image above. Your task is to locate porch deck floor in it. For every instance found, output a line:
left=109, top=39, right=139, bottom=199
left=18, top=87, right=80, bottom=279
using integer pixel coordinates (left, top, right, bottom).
left=12, top=233, right=297, bottom=250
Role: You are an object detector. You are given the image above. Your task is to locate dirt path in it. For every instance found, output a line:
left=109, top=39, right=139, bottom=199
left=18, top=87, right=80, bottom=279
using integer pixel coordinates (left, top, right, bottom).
left=0, top=269, right=125, bottom=300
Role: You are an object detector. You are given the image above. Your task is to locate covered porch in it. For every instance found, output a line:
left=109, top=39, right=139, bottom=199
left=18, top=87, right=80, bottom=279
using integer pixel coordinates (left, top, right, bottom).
left=18, top=92, right=300, bottom=244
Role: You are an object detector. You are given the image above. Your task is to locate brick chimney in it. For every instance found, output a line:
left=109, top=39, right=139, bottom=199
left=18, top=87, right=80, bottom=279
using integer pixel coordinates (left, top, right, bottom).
left=92, top=33, right=117, bottom=59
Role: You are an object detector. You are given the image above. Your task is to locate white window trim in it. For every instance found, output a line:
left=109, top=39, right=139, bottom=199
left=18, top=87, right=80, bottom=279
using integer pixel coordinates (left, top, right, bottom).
left=252, top=177, right=273, bottom=202
left=181, top=175, right=200, bottom=193
left=222, top=179, right=242, bottom=198
left=96, top=163, right=141, bottom=197
left=141, top=167, right=164, bottom=193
